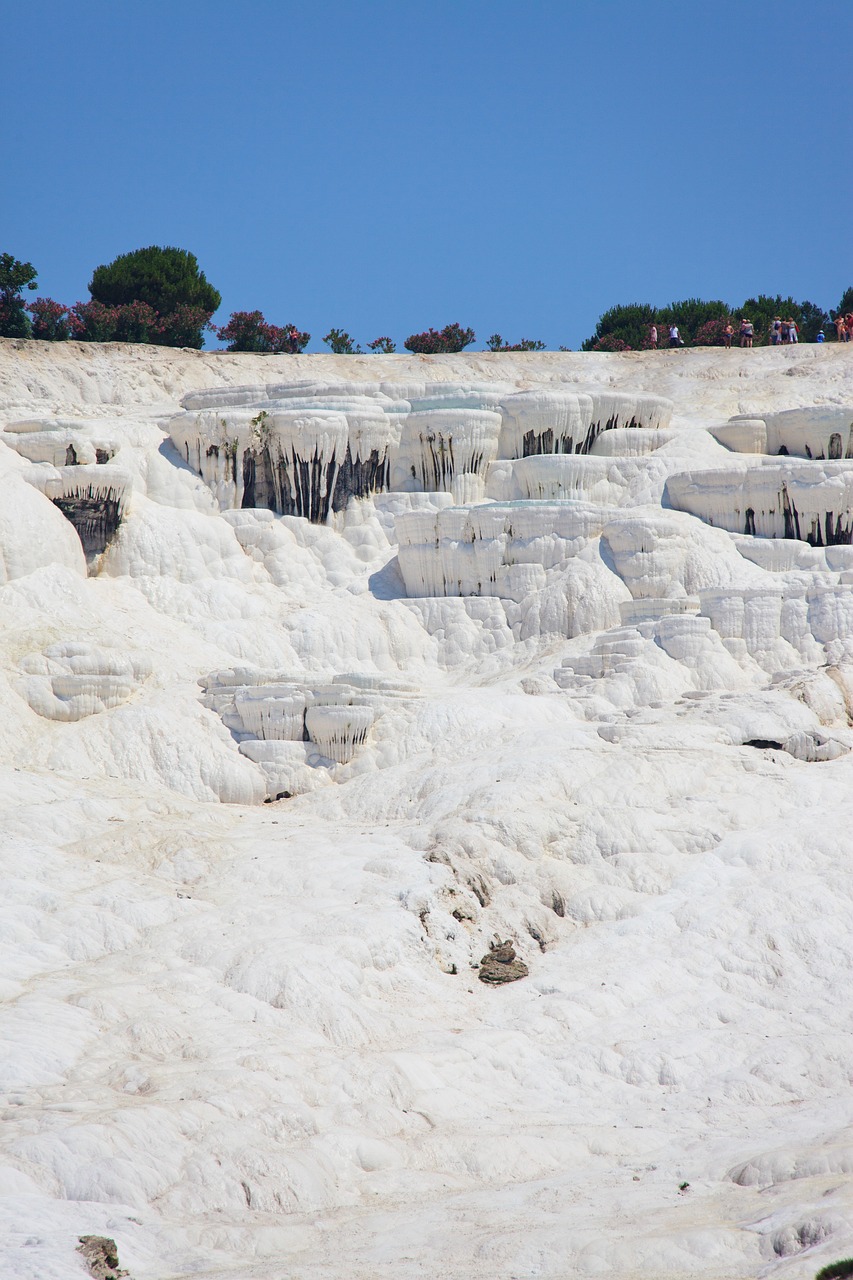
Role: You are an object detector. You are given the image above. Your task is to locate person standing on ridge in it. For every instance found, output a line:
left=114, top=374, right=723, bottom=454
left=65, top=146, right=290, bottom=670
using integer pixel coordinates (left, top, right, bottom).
left=649, top=323, right=657, bottom=349
left=740, top=318, right=754, bottom=348
left=669, top=323, right=681, bottom=348
left=723, top=320, right=734, bottom=349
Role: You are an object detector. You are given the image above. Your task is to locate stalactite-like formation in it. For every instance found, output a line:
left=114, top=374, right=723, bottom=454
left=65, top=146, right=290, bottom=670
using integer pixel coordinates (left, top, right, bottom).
left=168, top=382, right=674, bottom=523
left=667, top=461, right=853, bottom=547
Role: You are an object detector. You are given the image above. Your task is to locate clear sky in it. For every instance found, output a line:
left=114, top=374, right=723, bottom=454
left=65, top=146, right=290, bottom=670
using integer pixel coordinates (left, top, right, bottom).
left=2, top=1, right=851, bottom=350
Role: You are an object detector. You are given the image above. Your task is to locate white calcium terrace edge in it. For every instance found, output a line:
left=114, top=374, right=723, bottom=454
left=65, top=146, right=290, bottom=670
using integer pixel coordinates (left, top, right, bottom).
left=1, top=339, right=853, bottom=1280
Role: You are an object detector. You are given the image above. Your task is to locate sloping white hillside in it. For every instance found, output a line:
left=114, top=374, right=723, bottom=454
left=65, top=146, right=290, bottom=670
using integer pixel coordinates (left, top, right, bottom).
left=1, top=338, right=853, bottom=1280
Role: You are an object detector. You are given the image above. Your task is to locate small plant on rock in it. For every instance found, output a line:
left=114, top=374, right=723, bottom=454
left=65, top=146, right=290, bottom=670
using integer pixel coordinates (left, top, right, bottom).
left=324, top=328, right=362, bottom=354
left=367, top=336, right=396, bottom=353
left=486, top=333, right=546, bottom=352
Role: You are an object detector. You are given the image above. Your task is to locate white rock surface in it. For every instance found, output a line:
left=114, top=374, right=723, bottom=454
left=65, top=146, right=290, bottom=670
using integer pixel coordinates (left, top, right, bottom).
left=1, top=339, right=853, bottom=1280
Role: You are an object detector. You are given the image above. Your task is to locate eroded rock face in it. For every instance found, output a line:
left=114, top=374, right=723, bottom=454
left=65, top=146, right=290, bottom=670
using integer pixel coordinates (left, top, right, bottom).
left=24, top=465, right=130, bottom=557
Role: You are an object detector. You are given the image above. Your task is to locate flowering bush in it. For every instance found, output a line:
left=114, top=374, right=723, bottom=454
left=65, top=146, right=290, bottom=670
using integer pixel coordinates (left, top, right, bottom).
left=69, top=300, right=119, bottom=342
left=693, top=317, right=734, bottom=347
left=152, top=303, right=214, bottom=348
left=367, top=336, right=396, bottom=353
left=217, top=310, right=309, bottom=353
left=592, top=334, right=632, bottom=352
left=217, top=310, right=271, bottom=352
left=486, top=334, right=546, bottom=352
left=404, top=323, right=475, bottom=354
left=28, top=297, right=71, bottom=341
left=114, top=300, right=158, bottom=343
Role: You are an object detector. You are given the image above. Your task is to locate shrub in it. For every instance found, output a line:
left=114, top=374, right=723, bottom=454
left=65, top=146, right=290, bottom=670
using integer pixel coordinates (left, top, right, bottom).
left=486, top=334, right=546, bottom=351
left=404, top=322, right=475, bottom=354
left=217, top=310, right=309, bottom=353
left=284, top=325, right=310, bottom=353
left=581, top=302, right=654, bottom=352
left=28, top=297, right=71, bottom=341
left=217, top=310, right=274, bottom=353
left=657, top=298, right=731, bottom=344
left=694, top=317, right=734, bottom=347
left=0, top=253, right=38, bottom=338
left=798, top=300, right=830, bottom=343
left=69, top=300, right=119, bottom=342
left=151, top=303, right=214, bottom=347
left=815, top=1261, right=853, bottom=1280
left=114, top=299, right=158, bottom=343
left=592, top=334, right=633, bottom=352
left=367, top=336, right=396, bottom=353
left=324, top=328, right=362, bottom=354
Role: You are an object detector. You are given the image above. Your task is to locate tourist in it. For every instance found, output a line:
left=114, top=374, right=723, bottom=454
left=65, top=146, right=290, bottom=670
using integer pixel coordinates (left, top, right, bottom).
left=846, top=313, right=853, bottom=342
left=723, top=320, right=734, bottom=349
left=834, top=315, right=846, bottom=342
left=771, top=316, right=782, bottom=345
left=649, top=323, right=657, bottom=349
left=816, top=329, right=825, bottom=344
left=787, top=318, right=799, bottom=344
left=779, top=318, right=789, bottom=344
left=668, top=324, right=682, bottom=348
left=740, top=318, right=754, bottom=348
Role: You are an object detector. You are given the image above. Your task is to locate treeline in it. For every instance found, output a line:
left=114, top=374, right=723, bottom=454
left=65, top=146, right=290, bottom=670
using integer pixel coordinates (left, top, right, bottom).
left=4, top=247, right=852, bottom=354
left=0, top=248, right=221, bottom=349
left=582, top=292, right=853, bottom=351
left=0, top=248, right=548, bottom=355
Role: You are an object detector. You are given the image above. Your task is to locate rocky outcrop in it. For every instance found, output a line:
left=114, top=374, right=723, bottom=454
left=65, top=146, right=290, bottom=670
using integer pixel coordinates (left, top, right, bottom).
left=478, top=938, right=528, bottom=984
left=77, top=1235, right=128, bottom=1279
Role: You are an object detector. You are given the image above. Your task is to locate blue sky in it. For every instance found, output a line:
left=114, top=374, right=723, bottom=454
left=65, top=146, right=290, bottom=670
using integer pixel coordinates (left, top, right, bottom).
left=2, top=1, right=851, bottom=349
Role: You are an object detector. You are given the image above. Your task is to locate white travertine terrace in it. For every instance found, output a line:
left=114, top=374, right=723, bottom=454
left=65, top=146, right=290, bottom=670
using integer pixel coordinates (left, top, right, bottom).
left=667, top=458, right=853, bottom=544
left=16, top=642, right=152, bottom=721
left=1, top=416, right=119, bottom=466
left=197, top=667, right=408, bottom=794
left=712, top=407, right=853, bottom=459
left=6, top=340, right=853, bottom=1280
left=168, top=380, right=675, bottom=522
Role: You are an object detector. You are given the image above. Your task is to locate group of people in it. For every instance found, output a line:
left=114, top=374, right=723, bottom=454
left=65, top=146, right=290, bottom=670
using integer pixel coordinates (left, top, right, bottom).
left=646, top=315, right=849, bottom=348
left=648, top=324, right=686, bottom=348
